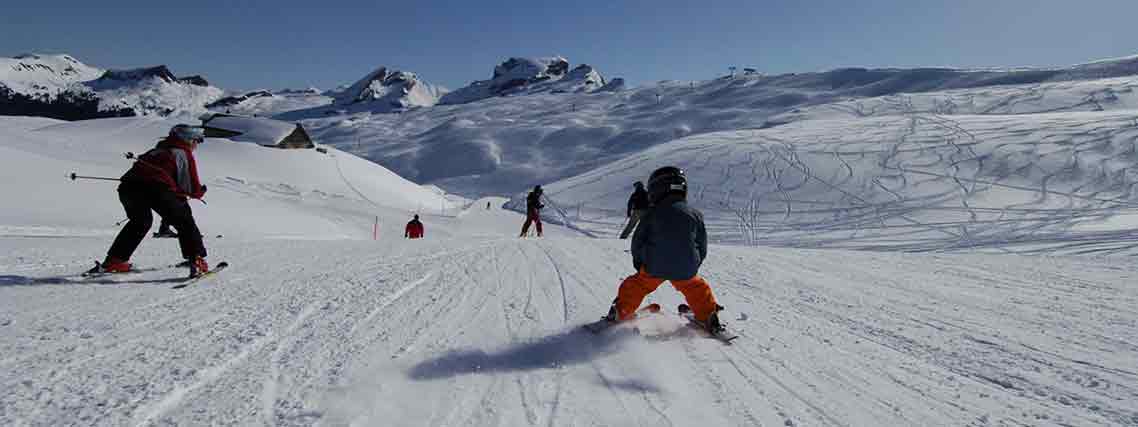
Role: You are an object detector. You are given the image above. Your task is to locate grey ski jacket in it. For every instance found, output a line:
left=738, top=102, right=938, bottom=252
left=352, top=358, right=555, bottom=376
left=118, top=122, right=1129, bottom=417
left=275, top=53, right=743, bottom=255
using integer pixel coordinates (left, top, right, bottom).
left=630, top=195, right=708, bottom=280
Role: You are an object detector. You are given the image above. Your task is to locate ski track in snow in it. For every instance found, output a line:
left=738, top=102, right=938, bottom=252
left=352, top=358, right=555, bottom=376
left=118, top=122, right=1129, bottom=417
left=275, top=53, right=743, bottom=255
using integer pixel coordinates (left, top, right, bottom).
left=3, top=236, right=1138, bottom=426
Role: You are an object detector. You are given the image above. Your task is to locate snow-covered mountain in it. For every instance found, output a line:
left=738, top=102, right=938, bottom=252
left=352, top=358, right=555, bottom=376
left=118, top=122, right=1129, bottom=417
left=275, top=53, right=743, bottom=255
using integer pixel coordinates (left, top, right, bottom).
left=0, top=53, right=224, bottom=120
left=334, top=66, right=445, bottom=109
left=0, top=54, right=102, bottom=95
left=274, top=67, right=446, bottom=119
left=85, top=65, right=224, bottom=117
left=439, top=56, right=607, bottom=105
left=207, top=88, right=332, bottom=117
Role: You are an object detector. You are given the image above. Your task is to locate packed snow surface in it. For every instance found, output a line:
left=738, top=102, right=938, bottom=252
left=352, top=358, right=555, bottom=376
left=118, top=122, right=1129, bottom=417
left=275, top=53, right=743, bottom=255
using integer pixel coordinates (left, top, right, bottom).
left=3, top=236, right=1137, bottom=426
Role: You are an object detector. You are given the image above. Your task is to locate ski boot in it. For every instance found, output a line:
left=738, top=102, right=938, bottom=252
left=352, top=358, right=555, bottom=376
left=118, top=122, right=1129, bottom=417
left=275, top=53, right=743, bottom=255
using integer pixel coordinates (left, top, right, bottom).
left=188, top=256, right=209, bottom=278
left=679, top=304, right=727, bottom=334
left=85, top=258, right=132, bottom=276
left=706, top=305, right=727, bottom=334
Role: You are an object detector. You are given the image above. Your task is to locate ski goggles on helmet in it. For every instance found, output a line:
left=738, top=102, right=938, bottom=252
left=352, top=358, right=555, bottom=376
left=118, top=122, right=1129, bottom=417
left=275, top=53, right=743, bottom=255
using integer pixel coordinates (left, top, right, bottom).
left=170, top=124, right=205, bottom=143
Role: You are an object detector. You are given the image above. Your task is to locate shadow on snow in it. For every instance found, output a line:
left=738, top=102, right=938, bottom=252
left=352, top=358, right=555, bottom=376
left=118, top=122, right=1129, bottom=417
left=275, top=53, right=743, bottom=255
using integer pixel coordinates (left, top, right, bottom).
left=407, top=326, right=650, bottom=390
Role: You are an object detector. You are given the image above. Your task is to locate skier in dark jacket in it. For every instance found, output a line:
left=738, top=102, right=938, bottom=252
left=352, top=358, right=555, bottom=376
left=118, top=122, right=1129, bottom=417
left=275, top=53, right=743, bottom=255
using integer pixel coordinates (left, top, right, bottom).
left=619, top=181, right=651, bottom=239
left=405, top=214, right=425, bottom=239
left=519, top=185, right=544, bottom=237
left=93, top=124, right=211, bottom=277
left=605, top=166, right=723, bottom=331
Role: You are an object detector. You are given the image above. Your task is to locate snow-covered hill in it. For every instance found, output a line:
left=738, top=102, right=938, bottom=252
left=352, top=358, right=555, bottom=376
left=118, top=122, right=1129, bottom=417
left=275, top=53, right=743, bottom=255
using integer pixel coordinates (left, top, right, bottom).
left=0, top=116, right=457, bottom=240
left=298, top=54, right=1138, bottom=198
left=0, top=54, right=224, bottom=120
left=539, top=110, right=1138, bottom=254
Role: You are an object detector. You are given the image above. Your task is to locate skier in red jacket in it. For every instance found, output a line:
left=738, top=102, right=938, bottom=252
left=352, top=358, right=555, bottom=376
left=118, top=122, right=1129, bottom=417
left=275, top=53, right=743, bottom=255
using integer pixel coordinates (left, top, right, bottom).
left=93, top=124, right=211, bottom=277
left=405, top=214, right=425, bottom=239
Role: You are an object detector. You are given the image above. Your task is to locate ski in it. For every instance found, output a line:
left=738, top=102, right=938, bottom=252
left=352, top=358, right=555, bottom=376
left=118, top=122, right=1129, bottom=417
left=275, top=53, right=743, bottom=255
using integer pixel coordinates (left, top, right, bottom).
left=81, top=261, right=159, bottom=278
left=171, top=261, right=229, bottom=289
left=678, top=304, right=739, bottom=344
left=582, top=303, right=661, bottom=334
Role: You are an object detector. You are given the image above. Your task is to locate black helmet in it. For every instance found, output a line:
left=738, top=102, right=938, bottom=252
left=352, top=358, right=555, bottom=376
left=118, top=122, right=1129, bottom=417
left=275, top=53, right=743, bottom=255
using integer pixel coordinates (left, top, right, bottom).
left=533, top=185, right=543, bottom=194
left=648, top=166, right=687, bottom=203
left=633, top=181, right=644, bottom=189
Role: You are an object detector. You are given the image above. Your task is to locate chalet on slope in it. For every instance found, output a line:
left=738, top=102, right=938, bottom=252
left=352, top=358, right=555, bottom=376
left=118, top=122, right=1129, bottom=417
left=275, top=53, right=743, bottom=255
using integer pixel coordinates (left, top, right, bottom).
left=200, top=113, right=314, bottom=149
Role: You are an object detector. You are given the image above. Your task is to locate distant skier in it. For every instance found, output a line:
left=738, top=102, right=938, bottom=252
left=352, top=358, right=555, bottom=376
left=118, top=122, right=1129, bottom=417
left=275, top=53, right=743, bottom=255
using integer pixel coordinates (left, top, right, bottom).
left=619, top=181, right=650, bottom=239
left=487, top=201, right=491, bottom=210
left=604, top=166, right=724, bottom=332
left=91, top=124, right=211, bottom=277
left=519, top=185, right=544, bottom=237
left=405, top=214, right=425, bottom=239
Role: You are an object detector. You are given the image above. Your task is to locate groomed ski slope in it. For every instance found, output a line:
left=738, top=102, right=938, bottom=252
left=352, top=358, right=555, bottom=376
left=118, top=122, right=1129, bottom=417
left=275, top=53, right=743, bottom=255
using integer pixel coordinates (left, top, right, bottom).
left=3, top=233, right=1137, bottom=426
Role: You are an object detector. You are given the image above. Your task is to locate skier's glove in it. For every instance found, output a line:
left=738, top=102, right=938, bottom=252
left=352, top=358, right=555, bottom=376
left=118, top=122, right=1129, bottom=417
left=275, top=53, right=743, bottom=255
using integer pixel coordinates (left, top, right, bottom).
left=201, top=185, right=207, bottom=194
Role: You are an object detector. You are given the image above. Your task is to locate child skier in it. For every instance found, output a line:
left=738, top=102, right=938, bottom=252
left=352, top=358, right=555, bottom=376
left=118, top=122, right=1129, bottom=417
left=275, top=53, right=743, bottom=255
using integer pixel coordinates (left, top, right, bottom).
left=92, top=124, right=211, bottom=277
left=605, top=166, right=724, bottom=332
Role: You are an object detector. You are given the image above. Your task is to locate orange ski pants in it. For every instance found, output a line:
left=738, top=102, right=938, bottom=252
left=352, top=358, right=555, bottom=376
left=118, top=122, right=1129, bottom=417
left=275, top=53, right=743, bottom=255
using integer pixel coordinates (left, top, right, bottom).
left=616, top=269, right=718, bottom=322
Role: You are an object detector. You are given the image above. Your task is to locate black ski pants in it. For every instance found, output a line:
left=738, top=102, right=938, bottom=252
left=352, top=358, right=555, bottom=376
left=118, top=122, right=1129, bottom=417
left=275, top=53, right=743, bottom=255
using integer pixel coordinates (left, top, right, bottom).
left=107, top=181, right=206, bottom=261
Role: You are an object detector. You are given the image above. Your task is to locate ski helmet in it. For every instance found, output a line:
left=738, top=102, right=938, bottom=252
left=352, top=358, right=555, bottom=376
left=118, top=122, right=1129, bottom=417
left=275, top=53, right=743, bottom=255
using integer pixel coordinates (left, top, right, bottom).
left=170, top=124, right=204, bottom=143
left=647, top=166, right=687, bottom=203
left=533, top=185, right=543, bottom=194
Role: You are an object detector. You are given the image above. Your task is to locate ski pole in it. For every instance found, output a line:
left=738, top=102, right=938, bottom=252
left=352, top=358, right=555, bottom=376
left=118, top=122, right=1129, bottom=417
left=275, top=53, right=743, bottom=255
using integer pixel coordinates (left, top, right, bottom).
left=68, top=172, right=120, bottom=182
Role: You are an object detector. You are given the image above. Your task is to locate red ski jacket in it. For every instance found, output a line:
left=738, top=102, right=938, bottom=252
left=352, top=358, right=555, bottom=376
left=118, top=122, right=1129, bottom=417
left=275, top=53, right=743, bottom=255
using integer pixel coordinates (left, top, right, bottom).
left=405, top=220, right=424, bottom=239
left=122, top=138, right=205, bottom=199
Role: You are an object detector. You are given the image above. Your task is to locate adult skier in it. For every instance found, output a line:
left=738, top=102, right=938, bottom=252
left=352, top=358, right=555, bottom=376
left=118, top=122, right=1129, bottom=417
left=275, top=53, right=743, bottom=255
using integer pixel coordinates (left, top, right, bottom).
left=604, top=166, right=724, bottom=332
left=405, top=214, right=425, bottom=239
left=619, top=181, right=651, bottom=239
left=92, top=124, right=211, bottom=277
left=519, top=185, right=544, bottom=237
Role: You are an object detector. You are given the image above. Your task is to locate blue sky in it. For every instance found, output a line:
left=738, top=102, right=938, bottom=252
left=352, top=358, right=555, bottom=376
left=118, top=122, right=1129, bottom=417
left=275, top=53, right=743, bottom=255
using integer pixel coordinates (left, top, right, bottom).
left=4, top=1, right=1138, bottom=91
